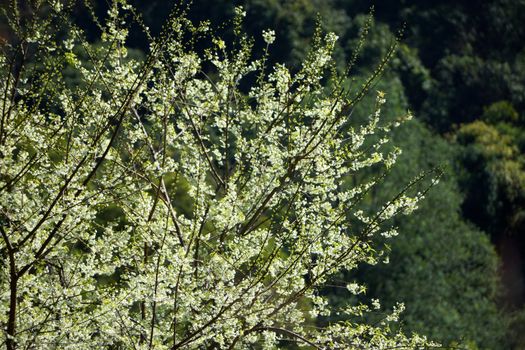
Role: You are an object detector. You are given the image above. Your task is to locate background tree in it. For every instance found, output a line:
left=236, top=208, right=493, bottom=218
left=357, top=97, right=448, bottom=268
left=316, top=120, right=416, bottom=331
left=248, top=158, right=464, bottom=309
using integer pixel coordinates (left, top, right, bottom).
left=320, top=72, right=506, bottom=349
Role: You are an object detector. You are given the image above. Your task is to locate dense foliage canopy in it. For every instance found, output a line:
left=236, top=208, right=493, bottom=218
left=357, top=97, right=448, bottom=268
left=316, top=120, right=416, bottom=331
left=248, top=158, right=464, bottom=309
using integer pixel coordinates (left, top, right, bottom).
left=0, top=1, right=442, bottom=349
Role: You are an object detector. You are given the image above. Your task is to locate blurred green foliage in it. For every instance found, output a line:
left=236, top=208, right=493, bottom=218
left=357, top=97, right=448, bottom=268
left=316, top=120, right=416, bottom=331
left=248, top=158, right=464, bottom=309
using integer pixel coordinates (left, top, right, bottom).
left=376, top=121, right=507, bottom=349
left=323, top=74, right=507, bottom=349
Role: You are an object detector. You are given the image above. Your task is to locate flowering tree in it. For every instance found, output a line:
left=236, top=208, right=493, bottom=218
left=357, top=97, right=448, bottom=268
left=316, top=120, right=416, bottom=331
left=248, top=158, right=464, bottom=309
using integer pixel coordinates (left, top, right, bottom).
left=0, top=1, right=438, bottom=349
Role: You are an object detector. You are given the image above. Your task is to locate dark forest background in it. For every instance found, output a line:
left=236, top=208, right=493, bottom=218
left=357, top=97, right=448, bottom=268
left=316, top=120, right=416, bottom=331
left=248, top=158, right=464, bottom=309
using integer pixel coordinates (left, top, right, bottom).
left=3, top=0, right=524, bottom=348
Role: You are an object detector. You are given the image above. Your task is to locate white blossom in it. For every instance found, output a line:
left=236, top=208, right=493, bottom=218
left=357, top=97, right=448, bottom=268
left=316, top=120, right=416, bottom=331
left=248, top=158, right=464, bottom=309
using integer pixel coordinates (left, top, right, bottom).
left=262, top=29, right=275, bottom=45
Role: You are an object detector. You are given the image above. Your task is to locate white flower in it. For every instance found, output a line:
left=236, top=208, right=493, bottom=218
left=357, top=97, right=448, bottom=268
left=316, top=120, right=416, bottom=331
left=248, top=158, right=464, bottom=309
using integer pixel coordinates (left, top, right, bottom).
left=262, top=29, right=276, bottom=45
left=234, top=6, right=246, bottom=18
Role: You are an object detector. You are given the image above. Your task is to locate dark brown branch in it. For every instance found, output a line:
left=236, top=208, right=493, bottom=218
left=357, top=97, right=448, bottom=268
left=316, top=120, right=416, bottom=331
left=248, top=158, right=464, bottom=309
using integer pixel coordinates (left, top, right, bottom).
left=1, top=226, right=18, bottom=350
left=230, top=326, right=321, bottom=350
